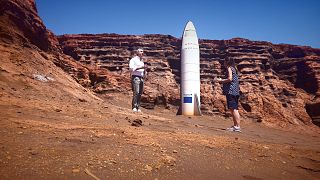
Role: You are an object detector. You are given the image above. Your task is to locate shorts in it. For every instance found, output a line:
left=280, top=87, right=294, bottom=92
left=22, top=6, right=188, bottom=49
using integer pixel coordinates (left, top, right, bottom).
left=226, top=94, right=239, bottom=110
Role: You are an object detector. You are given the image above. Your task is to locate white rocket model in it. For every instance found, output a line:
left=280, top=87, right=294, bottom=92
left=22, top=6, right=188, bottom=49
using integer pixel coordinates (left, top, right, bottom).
left=180, top=21, right=201, bottom=116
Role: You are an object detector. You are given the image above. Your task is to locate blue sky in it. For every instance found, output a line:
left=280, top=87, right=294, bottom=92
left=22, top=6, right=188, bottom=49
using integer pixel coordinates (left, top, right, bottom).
left=37, top=0, right=320, bottom=48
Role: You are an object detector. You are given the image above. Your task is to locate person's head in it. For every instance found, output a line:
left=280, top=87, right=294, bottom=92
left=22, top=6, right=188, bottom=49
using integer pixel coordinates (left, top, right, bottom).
left=224, top=56, right=235, bottom=67
left=136, top=48, right=144, bottom=57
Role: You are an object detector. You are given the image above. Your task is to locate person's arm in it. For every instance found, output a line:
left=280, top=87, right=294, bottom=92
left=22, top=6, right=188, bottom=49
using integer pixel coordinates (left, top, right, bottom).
left=129, top=57, right=144, bottom=72
left=217, top=67, right=232, bottom=83
left=144, top=63, right=150, bottom=79
left=135, top=66, right=145, bottom=70
left=136, top=59, right=145, bottom=70
left=129, top=57, right=143, bottom=72
left=129, top=58, right=136, bottom=72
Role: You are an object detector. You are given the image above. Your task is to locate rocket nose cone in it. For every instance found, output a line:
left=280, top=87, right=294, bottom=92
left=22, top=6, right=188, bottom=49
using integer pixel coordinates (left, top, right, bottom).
left=183, top=21, right=197, bottom=38
left=184, top=21, right=196, bottom=31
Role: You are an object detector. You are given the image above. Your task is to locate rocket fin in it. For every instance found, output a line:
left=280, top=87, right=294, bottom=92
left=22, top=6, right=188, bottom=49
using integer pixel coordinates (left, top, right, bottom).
left=176, top=105, right=182, bottom=115
left=194, top=93, right=202, bottom=116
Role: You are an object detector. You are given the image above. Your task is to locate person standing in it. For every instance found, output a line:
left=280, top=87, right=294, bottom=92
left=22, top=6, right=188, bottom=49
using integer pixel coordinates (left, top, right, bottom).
left=216, top=57, right=241, bottom=132
left=129, top=48, right=145, bottom=112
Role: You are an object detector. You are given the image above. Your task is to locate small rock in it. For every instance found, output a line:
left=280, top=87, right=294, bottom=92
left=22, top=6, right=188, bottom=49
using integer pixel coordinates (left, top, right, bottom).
left=164, top=155, right=176, bottom=166
left=205, top=145, right=214, bottom=149
left=72, top=169, right=80, bottom=173
left=131, top=119, right=143, bottom=127
left=29, top=151, right=38, bottom=155
left=145, top=165, right=152, bottom=172
left=173, top=150, right=178, bottom=153
left=263, top=145, right=269, bottom=149
left=79, top=98, right=87, bottom=102
left=109, top=160, right=117, bottom=164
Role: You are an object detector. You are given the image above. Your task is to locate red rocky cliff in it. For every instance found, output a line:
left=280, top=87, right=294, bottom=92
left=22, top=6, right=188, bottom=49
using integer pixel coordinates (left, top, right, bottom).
left=58, top=34, right=320, bottom=127
left=0, top=0, right=58, bottom=51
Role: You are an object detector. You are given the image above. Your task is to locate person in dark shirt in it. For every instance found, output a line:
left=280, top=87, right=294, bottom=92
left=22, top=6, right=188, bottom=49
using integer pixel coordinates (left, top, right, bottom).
left=216, top=57, right=241, bottom=132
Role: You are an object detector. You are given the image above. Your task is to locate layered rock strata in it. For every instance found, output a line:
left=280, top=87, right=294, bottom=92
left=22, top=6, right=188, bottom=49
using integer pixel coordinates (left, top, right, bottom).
left=0, top=0, right=58, bottom=51
left=58, top=34, right=320, bottom=127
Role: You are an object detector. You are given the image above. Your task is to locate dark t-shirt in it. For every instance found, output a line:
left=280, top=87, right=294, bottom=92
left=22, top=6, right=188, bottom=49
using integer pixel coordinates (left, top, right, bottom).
left=223, top=67, right=240, bottom=95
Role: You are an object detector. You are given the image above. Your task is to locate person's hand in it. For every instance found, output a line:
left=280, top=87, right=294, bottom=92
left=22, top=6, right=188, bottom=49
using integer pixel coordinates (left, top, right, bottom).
left=136, top=66, right=145, bottom=70
left=213, top=77, right=218, bottom=83
left=144, top=70, right=147, bottom=80
left=214, top=77, right=222, bottom=83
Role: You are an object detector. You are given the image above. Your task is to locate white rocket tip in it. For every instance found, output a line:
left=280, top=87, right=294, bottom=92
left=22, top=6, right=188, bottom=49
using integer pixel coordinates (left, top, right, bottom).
left=184, top=21, right=196, bottom=31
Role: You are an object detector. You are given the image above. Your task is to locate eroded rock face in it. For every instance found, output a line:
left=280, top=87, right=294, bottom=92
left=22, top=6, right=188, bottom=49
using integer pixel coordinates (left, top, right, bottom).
left=0, top=0, right=102, bottom=108
left=0, top=0, right=59, bottom=51
left=58, top=35, right=320, bottom=127
left=58, top=34, right=182, bottom=109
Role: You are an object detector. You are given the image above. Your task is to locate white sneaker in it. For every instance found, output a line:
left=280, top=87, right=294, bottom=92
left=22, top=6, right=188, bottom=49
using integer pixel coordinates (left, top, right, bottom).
left=233, top=126, right=241, bottom=132
left=137, top=109, right=141, bottom=112
left=226, top=126, right=241, bottom=132
left=132, top=108, right=137, bottom=112
left=226, top=126, right=235, bottom=131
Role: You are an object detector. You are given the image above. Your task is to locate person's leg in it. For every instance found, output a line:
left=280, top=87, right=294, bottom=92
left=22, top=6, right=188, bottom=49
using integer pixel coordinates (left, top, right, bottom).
left=231, top=108, right=240, bottom=127
left=226, top=95, right=235, bottom=130
left=131, top=77, right=135, bottom=109
left=233, top=95, right=240, bottom=127
left=137, top=78, right=144, bottom=110
left=229, top=108, right=237, bottom=127
left=226, top=95, right=241, bottom=131
left=132, top=77, right=141, bottom=110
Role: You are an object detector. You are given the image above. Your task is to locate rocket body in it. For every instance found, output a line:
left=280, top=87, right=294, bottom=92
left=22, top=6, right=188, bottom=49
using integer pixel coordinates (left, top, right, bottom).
left=181, top=21, right=201, bottom=116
